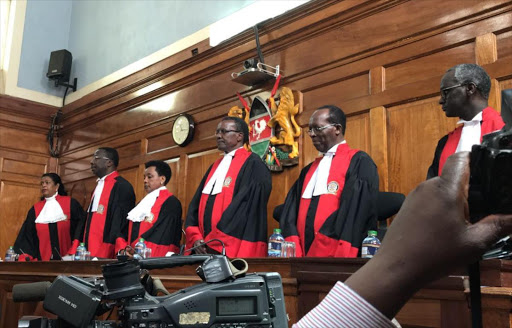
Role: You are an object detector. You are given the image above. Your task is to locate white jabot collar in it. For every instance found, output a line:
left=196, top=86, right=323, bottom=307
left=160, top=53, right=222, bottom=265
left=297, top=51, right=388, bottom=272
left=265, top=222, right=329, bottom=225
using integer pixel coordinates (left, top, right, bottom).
left=202, top=147, right=242, bottom=195
left=90, top=171, right=116, bottom=212
left=127, top=186, right=166, bottom=222
left=35, top=192, right=67, bottom=224
left=455, top=111, right=483, bottom=153
left=302, top=141, right=346, bottom=199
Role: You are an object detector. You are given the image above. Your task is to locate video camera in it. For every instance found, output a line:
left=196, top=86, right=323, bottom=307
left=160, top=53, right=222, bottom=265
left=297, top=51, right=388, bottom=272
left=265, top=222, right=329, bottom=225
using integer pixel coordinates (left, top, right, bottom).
left=15, top=255, right=288, bottom=328
left=469, top=89, right=512, bottom=220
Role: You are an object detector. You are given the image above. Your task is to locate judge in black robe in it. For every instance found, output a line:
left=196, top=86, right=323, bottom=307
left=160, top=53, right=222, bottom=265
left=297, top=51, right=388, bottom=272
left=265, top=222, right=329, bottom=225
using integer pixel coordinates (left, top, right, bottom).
left=124, top=161, right=182, bottom=256
left=72, top=147, right=135, bottom=258
left=185, top=117, right=271, bottom=258
left=14, top=173, right=85, bottom=261
left=278, top=105, right=379, bottom=257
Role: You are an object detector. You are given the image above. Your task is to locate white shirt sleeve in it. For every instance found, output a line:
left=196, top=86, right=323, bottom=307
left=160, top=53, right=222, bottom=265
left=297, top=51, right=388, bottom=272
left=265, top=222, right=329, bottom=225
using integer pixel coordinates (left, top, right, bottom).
left=293, top=282, right=396, bottom=328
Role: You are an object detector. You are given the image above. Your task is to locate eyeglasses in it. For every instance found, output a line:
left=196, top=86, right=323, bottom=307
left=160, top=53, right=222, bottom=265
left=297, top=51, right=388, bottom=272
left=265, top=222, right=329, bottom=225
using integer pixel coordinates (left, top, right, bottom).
left=440, top=83, right=466, bottom=99
left=216, top=128, right=240, bottom=135
left=93, top=156, right=110, bottom=161
left=307, top=124, right=338, bottom=134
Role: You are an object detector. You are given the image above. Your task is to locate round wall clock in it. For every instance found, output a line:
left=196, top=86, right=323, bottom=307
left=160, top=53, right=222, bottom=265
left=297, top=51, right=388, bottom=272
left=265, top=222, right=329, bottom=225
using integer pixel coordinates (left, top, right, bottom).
left=172, top=114, right=195, bottom=147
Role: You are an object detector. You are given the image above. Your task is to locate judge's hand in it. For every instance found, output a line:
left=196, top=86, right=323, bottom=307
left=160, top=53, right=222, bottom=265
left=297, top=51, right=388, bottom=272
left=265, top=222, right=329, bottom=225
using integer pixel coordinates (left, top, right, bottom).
left=347, top=152, right=512, bottom=318
left=193, top=240, right=207, bottom=254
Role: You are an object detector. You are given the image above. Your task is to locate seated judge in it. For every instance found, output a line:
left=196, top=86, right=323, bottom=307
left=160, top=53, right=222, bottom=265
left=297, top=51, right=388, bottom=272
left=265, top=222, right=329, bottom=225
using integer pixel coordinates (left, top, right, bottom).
left=278, top=105, right=379, bottom=257
left=13, top=173, right=86, bottom=261
left=294, top=152, right=512, bottom=327
left=124, top=160, right=182, bottom=256
left=427, top=63, right=504, bottom=179
left=185, top=116, right=271, bottom=257
left=73, top=147, right=136, bottom=258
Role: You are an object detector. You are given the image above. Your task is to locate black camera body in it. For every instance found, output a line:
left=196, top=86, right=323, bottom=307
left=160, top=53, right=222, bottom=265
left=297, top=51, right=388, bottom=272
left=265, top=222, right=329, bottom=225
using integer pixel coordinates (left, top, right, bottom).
left=469, top=90, right=512, bottom=222
left=17, top=256, right=288, bottom=328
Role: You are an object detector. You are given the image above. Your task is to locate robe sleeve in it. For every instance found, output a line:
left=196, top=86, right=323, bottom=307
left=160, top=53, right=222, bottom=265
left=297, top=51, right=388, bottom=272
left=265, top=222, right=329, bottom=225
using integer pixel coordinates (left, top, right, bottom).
left=68, top=198, right=86, bottom=255
left=109, top=178, right=136, bottom=252
left=277, top=164, right=311, bottom=257
left=321, top=152, right=380, bottom=254
left=216, top=154, right=272, bottom=257
left=184, top=166, right=213, bottom=250
left=13, top=207, right=40, bottom=261
left=142, top=196, right=183, bottom=256
left=427, top=135, right=448, bottom=180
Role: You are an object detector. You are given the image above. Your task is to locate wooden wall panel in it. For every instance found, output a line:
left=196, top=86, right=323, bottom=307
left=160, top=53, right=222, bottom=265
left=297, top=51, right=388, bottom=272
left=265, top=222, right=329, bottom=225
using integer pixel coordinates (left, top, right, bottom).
left=387, top=98, right=458, bottom=193
left=0, top=182, right=41, bottom=255
left=497, top=30, right=512, bottom=59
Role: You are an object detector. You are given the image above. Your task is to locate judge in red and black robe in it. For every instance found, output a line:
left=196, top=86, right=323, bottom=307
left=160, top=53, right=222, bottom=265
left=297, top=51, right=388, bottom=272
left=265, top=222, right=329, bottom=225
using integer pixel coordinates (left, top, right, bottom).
left=277, top=106, right=379, bottom=257
left=14, top=173, right=85, bottom=261
left=185, top=117, right=271, bottom=258
left=427, top=64, right=505, bottom=179
left=71, top=147, right=135, bottom=258
left=123, top=161, right=182, bottom=256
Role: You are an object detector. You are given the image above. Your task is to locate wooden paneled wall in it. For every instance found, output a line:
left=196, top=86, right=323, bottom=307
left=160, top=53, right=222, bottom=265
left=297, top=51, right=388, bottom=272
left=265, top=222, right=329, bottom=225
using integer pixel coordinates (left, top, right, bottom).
left=0, top=95, right=56, bottom=254
left=2, top=0, right=512, bottom=251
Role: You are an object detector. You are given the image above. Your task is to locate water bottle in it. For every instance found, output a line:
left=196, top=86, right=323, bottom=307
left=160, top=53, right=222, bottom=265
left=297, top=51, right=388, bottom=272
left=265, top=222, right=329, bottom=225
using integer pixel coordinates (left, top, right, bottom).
left=135, top=238, right=147, bottom=258
left=361, top=230, right=381, bottom=258
left=268, top=228, right=284, bottom=257
left=4, top=246, right=16, bottom=262
left=74, top=243, right=86, bottom=261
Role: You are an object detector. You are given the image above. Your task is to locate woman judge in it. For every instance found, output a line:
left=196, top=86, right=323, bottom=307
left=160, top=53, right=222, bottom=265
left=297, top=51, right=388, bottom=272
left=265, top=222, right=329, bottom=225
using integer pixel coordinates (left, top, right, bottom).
left=13, top=173, right=86, bottom=261
left=125, top=160, right=183, bottom=256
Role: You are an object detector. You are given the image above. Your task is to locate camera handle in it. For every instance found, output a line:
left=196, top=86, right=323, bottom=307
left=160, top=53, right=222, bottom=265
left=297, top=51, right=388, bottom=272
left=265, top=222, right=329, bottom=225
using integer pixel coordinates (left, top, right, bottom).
left=468, top=261, right=482, bottom=328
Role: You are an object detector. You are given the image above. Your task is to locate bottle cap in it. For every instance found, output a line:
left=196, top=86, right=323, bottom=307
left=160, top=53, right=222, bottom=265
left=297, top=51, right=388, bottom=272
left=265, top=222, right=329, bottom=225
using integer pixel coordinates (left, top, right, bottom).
left=79, top=242, right=85, bottom=246
left=368, top=230, right=377, bottom=236
left=9, top=246, right=13, bottom=249
left=139, top=238, right=145, bottom=242
left=274, top=228, right=281, bottom=234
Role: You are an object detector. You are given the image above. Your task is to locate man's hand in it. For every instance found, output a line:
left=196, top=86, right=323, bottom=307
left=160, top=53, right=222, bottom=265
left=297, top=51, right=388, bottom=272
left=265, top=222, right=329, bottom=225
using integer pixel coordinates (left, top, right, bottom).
left=346, top=152, right=512, bottom=318
left=193, top=240, right=207, bottom=254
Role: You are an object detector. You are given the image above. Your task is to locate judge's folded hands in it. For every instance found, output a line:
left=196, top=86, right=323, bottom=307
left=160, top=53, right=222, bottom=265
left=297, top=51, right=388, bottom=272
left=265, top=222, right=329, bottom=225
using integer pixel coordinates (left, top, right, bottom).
left=345, top=152, right=512, bottom=319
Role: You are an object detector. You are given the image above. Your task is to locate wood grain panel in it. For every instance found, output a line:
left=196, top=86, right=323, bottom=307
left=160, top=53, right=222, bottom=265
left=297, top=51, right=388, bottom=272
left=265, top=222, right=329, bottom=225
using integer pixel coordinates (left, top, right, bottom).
left=496, top=29, right=512, bottom=59
left=386, top=43, right=475, bottom=90
left=2, top=159, right=46, bottom=177
left=345, top=112, right=371, bottom=154
left=0, top=182, right=41, bottom=255
left=0, top=127, right=48, bottom=155
left=387, top=97, right=458, bottom=195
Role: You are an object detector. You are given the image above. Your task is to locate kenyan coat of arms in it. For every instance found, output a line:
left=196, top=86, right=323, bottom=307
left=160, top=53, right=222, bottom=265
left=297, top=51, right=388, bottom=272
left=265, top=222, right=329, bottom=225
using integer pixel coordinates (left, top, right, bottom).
left=228, top=87, right=302, bottom=172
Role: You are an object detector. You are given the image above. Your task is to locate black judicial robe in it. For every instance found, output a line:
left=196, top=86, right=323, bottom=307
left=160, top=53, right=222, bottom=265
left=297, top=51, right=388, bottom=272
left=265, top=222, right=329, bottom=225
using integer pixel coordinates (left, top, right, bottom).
left=14, top=196, right=85, bottom=261
left=278, top=145, right=379, bottom=257
left=72, top=172, right=135, bottom=258
left=185, top=149, right=271, bottom=258
left=427, top=107, right=504, bottom=179
left=126, top=189, right=183, bottom=257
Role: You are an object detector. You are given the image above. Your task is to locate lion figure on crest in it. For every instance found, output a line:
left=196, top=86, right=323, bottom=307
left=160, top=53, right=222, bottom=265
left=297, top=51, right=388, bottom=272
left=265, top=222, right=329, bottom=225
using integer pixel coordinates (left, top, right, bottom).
left=267, top=87, right=301, bottom=159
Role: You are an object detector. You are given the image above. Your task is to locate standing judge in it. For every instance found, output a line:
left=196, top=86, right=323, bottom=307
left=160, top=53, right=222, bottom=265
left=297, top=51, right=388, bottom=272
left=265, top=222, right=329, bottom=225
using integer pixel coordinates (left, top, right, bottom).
left=185, top=116, right=271, bottom=258
left=124, top=160, right=182, bottom=256
left=14, top=173, right=86, bottom=261
left=278, top=105, right=379, bottom=257
left=73, top=147, right=135, bottom=258
left=427, top=63, right=504, bottom=178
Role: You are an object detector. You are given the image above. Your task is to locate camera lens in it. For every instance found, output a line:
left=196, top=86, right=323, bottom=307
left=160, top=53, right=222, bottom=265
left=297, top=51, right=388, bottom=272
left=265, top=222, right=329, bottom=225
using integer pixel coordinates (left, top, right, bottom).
left=244, top=58, right=257, bottom=69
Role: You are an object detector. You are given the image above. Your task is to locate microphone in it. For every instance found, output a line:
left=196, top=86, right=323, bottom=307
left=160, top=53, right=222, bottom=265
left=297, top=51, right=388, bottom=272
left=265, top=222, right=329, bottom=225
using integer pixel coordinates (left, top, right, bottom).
left=13, top=281, right=51, bottom=302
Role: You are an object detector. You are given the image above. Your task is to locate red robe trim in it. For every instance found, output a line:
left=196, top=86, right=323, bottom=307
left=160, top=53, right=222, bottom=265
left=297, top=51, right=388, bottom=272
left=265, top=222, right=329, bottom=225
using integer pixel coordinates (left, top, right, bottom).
left=32, top=196, right=72, bottom=261
left=85, top=171, right=119, bottom=258
left=186, top=148, right=266, bottom=257
left=438, top=107, right=505, bottom=175
left=127, top=189, right=180, bottom=256
left=293, top=143, right=359, bottom=257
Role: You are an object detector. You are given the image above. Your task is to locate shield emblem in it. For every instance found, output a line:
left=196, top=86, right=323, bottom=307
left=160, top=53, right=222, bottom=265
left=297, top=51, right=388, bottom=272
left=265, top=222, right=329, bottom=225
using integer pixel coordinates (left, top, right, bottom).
left=249, top=96, right=273, bottom=159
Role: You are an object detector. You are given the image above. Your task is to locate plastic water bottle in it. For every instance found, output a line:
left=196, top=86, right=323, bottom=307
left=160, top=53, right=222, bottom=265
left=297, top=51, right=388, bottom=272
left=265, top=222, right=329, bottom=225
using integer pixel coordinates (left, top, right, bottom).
left=361, top=230, right=381, bottom=258
left=74, top=243, right=86, bottom=261
left=268, top=228, right=284, bottom=257
left=4, top=246, right=16, bottom=262
left=135, top=238, right=147, bottom=258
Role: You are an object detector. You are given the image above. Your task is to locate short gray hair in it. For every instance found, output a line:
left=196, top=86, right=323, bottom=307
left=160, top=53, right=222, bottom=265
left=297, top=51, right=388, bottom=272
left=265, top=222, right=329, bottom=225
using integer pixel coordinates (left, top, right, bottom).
left=450, top=64, right=491, bottom=100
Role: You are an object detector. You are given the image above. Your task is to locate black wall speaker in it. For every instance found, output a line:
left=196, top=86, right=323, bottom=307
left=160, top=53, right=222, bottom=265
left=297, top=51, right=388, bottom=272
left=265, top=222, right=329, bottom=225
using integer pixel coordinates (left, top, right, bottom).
left=46, top=49, right=72, bottom=82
